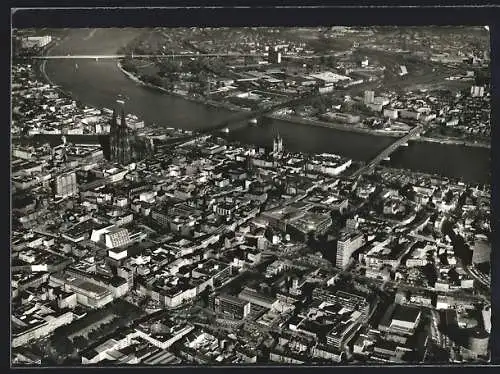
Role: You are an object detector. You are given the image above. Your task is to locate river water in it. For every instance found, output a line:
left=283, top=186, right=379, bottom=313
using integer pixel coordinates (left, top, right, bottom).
left=43, top=28, right=490, bottom=184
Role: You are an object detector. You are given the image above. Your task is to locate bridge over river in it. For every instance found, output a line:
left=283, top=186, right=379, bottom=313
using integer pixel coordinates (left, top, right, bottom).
left=349, top=124, right=425, bottom=179
left=31, top=53, right=267, bottom=60
left=198, top=91, right=325, bottom=135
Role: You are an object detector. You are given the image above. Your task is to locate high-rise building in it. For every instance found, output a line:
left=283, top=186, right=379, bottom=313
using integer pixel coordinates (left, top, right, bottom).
left=482, top=306, right=491, bottom=334
left=472, top=238, right=490, bottom=264
left=336, top=231, right=365, bottom=269
left=364, top=90, right=375, bottom=105
left=470, top=85, right=485, bottom=98
left=268, top=47, right=282, bottom=64
left=212, top=294, right=251, bottom=320
left=53, top=172, right=78, bottom=198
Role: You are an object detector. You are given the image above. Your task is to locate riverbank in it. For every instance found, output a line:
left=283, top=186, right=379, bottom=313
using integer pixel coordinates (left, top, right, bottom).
left=30, top=28, right=489, bottom=185
left=118, top=62, right=409, bottom=138
left=268, top=112, right=491, bottom=148
left=39, top=56, right=491, bottom=153
left=38, top=40, right=61, bottom=89
left=116, top=61, right=243, bottom=115
left=37, top=37, right=85, bottom=105
left=267, top=113, right=406, bottom=138
left=415, top=135, right=490, bottom=149
left=376, top=165, right=472, bottom=186
left=118, top=61, right=492, bottom=148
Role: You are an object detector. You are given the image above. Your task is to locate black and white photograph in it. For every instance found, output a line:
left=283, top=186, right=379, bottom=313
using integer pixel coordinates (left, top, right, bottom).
left=10, top=8, right=493, bottom=366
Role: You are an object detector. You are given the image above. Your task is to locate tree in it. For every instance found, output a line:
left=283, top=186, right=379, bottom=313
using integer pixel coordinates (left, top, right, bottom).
left=75, top=99, right=84, bottom=109
left=312, top=97, right=327, bottom=114
left=422, top=263, right=438, bottom=287
left=158, top=60, right=177, bottom=75
left=125, top=63, right=138, bottom=74
left=50, top=335, right=75, bottom=357
left=188, top=84, right=198, bottom=95
left=73, top=336, right=88, bottom=350
left=161, top=77, right=175, bottom=91
left=142, top=74, right=162, bottom=87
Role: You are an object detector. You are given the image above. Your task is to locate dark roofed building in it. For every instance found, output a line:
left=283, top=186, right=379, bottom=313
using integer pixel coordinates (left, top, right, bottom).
left=379, top=304, right=421, bottom=336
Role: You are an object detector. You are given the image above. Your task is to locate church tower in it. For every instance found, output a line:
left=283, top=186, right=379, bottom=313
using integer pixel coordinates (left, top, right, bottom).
left=109, top=108, right=119, bottom=162
left=108, top=108, right=134, bottom=165
left=272, top=132, right=283, bottom=156
left=117, top=109, right=132, bottom=165
left=108, top=105, right=154, bottom=164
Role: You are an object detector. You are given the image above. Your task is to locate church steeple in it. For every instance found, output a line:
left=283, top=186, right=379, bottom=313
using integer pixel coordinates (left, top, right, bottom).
left=120, top=109, right=127, bottom=129
left=272, top=130, right=283, bottom=156
left=108, top=109, right=118, bottom=162
left=108, top=105, right=149, bottom=165
left=111, top=108, right=117, bottom=128
left=114, top=109, right=132, bottom=165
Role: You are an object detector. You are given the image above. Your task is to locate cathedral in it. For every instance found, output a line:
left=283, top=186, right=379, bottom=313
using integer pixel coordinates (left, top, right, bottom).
left=109, top=109, right=133, bottom=165
left=272, top=133, right=283, bottom=156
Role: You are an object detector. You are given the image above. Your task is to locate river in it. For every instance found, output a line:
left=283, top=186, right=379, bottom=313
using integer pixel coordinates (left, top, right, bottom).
left=43, top=28, right=490, bottom=185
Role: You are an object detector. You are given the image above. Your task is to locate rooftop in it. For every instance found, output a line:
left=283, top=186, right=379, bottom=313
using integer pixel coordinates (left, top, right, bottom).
left=392, top=304, right=421, bottom=324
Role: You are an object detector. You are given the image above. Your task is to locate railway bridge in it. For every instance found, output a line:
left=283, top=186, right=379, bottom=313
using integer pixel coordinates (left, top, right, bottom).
left=349, top=124, right=425, bottom=179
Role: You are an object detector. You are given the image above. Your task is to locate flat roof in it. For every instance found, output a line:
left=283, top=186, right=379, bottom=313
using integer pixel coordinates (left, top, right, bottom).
left=309, top=71, right=351, bottom=83
left=217, top=294, right=250, bottom=307
left=392, top=304, right=421, bottom=324
left=78, top=280, right=109, bottom=295
left=65, top=219, right=98, bottom=237
left=239, top=288, right=276, bottom=305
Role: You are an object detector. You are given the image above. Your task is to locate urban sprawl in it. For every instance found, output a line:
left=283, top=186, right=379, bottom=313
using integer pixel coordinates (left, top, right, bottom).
left=11, top=27, right=491, bottom=366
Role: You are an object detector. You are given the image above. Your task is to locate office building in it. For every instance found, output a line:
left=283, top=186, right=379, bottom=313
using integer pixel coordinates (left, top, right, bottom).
left=482, top=306, right=491, bottom=334
left=213, top=294, right=251, bottom=319
left=470, top=85, right=485, bottom=98
left=364, top=90, right=375, bottom=105
left=238, top=287, right=278, bottom=309
left=336, top=231, right=365, bottom=269
left=326, top=322, right=362, bottom=350
left=105, top=227, right=131, bottom=249
left=53, top=172, right=78, bottom=198
left=345, top=217, right=360, bottom=232
left=383, top=108, right=399, bottom=119
left=378, top=304, right=421, bottom=336
left=49, top=273, right=114, bottom=309
left=12, top=308, right=74, bottom=348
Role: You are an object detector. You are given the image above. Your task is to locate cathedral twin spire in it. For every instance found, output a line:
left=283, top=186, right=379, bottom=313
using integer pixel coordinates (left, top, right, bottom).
left=109, top=108, right=132, bottom=165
